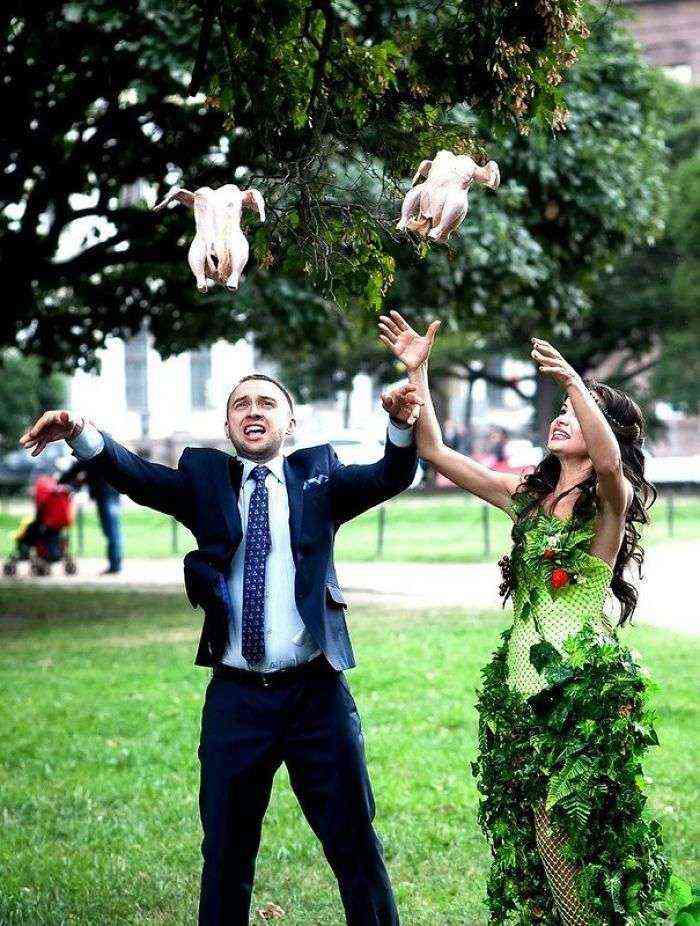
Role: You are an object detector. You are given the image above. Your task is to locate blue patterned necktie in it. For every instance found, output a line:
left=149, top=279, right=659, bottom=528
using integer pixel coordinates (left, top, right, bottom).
left=241, top=464, right=271, bottom=665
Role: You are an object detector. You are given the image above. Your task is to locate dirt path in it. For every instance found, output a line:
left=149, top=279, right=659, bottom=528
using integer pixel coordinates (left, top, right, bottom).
left=2, top=541, right=697, bottom=633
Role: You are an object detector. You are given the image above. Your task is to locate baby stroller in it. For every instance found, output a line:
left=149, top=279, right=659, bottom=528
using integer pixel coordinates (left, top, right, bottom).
left=3, top=475, right=78, bottom=577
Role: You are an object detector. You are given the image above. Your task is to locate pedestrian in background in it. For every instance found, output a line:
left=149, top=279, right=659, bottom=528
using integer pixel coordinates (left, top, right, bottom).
left=60, top=459, right=123, bottom=575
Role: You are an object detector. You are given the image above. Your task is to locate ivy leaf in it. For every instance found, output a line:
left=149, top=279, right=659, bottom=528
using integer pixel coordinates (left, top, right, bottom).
left=676, top=902, right=700, bottom=926
left=529, top=642, right=561, bottom=674
left=668, top=876, right=695, bottom=910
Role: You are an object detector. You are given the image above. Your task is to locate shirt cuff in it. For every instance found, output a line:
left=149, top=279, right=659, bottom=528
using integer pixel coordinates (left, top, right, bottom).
left=386, top=419, right=414, bottom=448
left=67, top=421, right=105, bottom=459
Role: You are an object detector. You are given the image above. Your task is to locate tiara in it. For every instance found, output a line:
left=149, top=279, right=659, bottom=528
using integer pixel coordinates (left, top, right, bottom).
left=592, top=395, right=643, bottom=443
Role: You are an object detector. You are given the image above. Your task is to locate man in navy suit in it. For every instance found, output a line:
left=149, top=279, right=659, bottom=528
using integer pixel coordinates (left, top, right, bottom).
left=21, top=373, right=422, bottom=926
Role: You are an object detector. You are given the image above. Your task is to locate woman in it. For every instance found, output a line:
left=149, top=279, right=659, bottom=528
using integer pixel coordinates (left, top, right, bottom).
left=378, top=311, right=671, bottom=925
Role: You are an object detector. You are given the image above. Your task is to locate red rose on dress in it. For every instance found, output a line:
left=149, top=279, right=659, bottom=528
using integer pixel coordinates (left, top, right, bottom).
left=551, top=568, right=570, bottom=590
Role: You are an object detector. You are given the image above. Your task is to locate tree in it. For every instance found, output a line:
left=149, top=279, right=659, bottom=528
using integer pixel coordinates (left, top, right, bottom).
left=649, top=152, right=700, bottom=414
left=0, top=352, right=66, bottom=450
left=578, top=86, right=700, bottom=419
left=2, top=0, right=591, bottom=371
left=266, top=12, right=673, bottom=441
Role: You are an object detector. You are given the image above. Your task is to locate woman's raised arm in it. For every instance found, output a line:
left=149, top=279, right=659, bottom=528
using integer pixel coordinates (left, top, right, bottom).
left=531, top=338, right=631, bottom=515
left=378, top=312, right=521, bottom=511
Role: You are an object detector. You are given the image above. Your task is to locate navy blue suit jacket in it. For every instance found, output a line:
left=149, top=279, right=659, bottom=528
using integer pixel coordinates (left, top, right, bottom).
left=90, top=432, right=417, bottom=669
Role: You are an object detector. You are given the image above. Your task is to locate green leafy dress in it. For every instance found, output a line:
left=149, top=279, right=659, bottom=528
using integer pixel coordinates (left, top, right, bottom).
left=471, top=499, right=672, bottom=925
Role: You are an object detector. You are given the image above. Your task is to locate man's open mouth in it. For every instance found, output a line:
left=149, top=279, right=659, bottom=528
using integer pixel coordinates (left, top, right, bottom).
left=551, top=429, right=569, bottom=440
left=243, top=424, right=266, bottom=437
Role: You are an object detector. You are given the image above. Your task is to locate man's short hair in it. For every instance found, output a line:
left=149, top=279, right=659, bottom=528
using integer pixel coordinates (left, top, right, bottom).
left=226, top=373, right=295, bottom=417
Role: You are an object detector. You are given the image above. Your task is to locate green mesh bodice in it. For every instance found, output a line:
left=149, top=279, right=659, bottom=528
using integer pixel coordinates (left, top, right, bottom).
left=505, top=507, right=614, bottom=697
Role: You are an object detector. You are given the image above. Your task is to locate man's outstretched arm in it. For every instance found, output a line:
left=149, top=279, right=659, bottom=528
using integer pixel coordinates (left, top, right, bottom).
left=20, top=411, right=195, bottom=527
left=328, top=384, right=421, bottom=525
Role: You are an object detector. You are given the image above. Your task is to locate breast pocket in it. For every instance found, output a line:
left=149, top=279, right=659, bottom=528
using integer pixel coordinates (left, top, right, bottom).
left=303, top=481, right=331, bottom=515
left=325, top=583, right=347, bottom=609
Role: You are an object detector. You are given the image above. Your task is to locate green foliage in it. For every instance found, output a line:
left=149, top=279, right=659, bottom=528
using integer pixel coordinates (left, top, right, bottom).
left=5, top=0, right=694, bottom=423
left=471, top=502, right=677, bottom=923
left=648, top=153, right=700, bottom=413
left=582, top=86, right=700, bottom=416
left=0, top=352, right=65, bottom=450
left=2, top=0, right=591, bottom=371
left=387, top=13, right=667, bottom=342
left=675, top=897, right=700, bottom=926
left=473, top=621, right=672, bottom=925
left=669, top=878, right=700, bottom=926
left=2, top=0, right=238, bottom=369
left=265, top=14, right=673, bottom=421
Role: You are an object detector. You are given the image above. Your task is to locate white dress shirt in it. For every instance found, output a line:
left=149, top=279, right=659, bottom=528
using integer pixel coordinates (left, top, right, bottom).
left=68, top=419, right=414, bottom=672
left=222, top=452, right=320, bottom=671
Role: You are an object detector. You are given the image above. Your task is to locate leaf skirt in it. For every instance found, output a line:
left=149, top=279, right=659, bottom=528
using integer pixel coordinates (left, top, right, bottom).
left=471, top=623, right=671, bottom=925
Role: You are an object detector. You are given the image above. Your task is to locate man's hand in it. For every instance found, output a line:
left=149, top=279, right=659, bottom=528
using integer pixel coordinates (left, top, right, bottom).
left=378, top=310, right=441, bottom=372
left=19, top=411, right=84, bottom=457
left=380, top=383, right=424, bottom=426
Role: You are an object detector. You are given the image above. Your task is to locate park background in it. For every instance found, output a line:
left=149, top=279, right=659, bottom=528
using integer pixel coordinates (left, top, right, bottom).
left=1, top=1, right=699, bottom=924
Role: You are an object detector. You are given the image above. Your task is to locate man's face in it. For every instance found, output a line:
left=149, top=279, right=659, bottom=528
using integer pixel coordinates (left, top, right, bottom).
left=226, top=379, right=294, bottom=461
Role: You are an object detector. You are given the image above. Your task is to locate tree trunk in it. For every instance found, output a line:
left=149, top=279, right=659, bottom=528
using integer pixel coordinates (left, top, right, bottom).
left=463, top=376, right=474, bottom=455
left=535, top=374, right=557, bottom=448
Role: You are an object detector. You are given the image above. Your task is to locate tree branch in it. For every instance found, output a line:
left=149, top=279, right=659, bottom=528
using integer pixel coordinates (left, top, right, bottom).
left=188, top=0, right=216, bottom=96
left=308, top=1, right=336, bottom=119
left=434, top=362, right=534, bottom=401
left=615, top=356, right=661, bottom=384
left=217, top=3, right=236, bottom=89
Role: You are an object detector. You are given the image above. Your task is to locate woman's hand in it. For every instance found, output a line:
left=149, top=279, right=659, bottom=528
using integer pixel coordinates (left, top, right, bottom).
left=379, top=311, right=441, bottom=371
left=380, top=383, right=424, bottom=426
left=530, top=338, right=583, bottom=390
left=19, top=410, right=84, bottom=457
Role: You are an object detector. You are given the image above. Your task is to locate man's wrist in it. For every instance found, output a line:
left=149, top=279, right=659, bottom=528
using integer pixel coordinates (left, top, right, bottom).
left=387, top=417, right=414, bottom=448
left=389, top=415, right=411, bottom=430
left=68, top=415, right=85, bottom=440
left=67, top=420, right=105, bottom=460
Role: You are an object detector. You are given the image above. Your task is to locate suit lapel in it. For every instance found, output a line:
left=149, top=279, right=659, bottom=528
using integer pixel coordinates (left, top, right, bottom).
left=283, top=456, right=303, bottom=566
left=216, top=454, right=243, bottom=544
left=218, top=452, right=302, bottom=558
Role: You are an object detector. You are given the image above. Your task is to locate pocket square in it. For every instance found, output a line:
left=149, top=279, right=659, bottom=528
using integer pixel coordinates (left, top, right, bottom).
left=303, top=474, right=329, bottom=490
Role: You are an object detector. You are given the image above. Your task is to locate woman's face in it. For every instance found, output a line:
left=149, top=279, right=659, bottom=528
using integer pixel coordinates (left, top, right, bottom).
left=547, top=397, right=588, bottom=458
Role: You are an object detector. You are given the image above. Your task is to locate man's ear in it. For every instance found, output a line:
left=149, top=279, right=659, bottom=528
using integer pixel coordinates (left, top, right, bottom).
left=286, top=416, right=296, bottom=436
left=224, top=421, right=230, bottom=437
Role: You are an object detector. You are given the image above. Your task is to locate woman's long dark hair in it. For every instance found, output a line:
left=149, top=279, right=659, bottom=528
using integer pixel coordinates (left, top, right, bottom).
left=503, top=381, right=656, bottom=625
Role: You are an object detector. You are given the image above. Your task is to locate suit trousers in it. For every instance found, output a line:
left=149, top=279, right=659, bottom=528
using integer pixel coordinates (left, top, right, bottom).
left=197, top=665, right=400, bottom=926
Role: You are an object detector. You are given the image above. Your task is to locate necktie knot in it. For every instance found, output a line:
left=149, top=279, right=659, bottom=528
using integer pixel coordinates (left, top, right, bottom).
left=250, top=464, right=269, bottom=485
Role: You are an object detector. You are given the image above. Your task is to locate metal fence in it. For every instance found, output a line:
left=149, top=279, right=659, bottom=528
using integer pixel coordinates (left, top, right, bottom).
left=69, top=486, right=698, bottom=560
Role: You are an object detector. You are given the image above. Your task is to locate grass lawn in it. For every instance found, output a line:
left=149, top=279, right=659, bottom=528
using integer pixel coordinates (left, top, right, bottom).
left=0, top=588, right=697, bottom=925
left=2, top=492, right=698, bottom=564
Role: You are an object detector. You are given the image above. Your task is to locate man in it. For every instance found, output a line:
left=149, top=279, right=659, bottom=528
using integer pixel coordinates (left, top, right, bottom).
left=20, top=373, right=422, bottom=926
left=59, top=459, right=123, bottom=574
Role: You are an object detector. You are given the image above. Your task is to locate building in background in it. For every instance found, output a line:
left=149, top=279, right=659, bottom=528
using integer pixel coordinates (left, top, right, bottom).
left=69, top=324, right=381, bottom=460
left=70, top=328, right=255, bottom=458
left=624, top=0, right=700, bottom=84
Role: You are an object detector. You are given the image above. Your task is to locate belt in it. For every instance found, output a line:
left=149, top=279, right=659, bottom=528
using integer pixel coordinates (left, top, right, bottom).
left=212, top=655, right=336, bottom=688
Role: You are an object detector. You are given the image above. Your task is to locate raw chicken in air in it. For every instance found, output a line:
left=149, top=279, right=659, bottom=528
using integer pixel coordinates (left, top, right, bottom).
left=396, top=151, right=500, bottom=243
left=154, top=184, right=266, bottom=292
